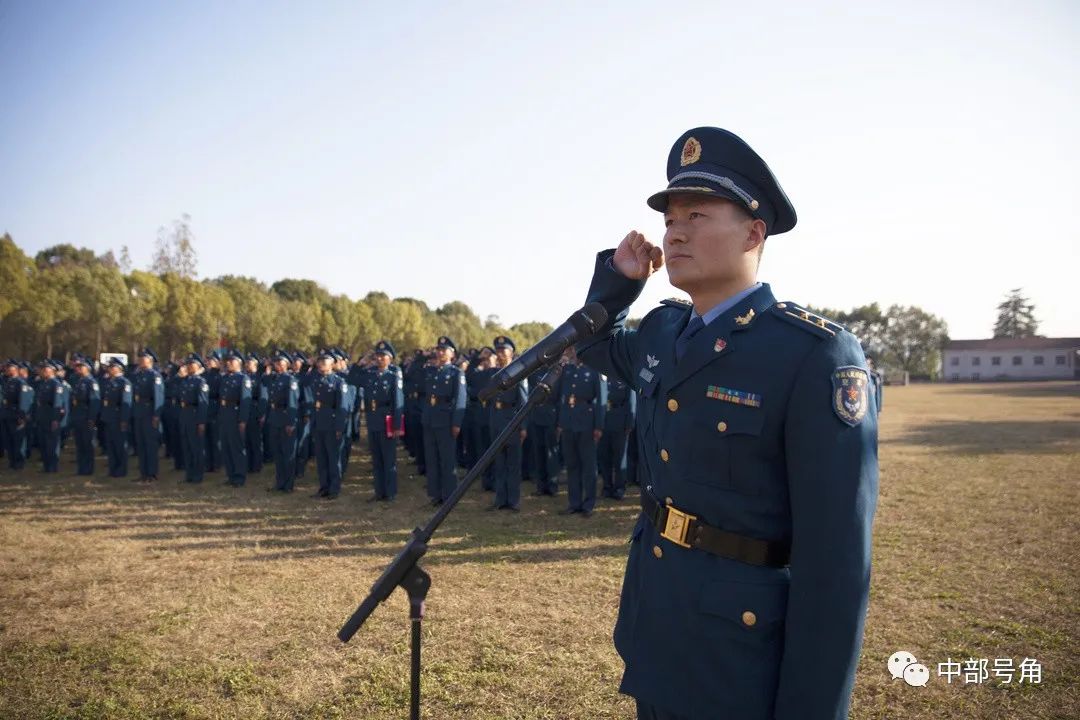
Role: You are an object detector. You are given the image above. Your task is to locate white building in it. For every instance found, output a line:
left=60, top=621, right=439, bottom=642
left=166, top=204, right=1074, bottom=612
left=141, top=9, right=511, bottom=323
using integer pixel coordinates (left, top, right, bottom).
left=942, top=337, right=1080, bottom=381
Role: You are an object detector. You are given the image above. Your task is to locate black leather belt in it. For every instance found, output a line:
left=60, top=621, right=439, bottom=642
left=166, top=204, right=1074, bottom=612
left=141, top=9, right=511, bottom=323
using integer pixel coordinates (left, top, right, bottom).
left=640, top=494, right=790, bottom=568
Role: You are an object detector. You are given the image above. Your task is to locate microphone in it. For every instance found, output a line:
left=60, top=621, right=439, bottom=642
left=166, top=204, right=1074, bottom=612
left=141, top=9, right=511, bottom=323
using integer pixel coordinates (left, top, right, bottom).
left=479, top=302, right=607, bottom=403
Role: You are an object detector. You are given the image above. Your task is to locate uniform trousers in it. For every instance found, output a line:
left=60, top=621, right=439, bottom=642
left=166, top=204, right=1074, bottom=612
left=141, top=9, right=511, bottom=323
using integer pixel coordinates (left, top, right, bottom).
left=37, top=422, right=61, bottom=472
left=422, top=425, right=457, bottom=501
left=368, top=428, right=398, bottom=499
left=529, top=421, right=559, bottom=494
left=313, top=429, right=342, bottom=495
left=493, top=435, right=523, bottom=509
left=179, top=416, right=204, bottom=482
left=104, top=421, right=128, bottom=477
left=133, top=414, right=159, bottom=478
left=598, top=428, right=629, bottom=499
left=271, top=425, right=296, bottom=491
left=561, top=430, right=598, bottom=512
left=73, top=421, right=95, bottom=475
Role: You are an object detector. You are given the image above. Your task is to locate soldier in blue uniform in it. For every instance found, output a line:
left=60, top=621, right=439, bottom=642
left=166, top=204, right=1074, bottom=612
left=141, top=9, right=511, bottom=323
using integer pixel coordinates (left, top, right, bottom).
left=54, top=361, right=72, bottom=451
left=168, top=364, right=188, bottom=471
left=575, top=127, right=879, bottom=720
left=2, top=359, right=34, bottom=469
left=310, top=350, right=347, bottom=499
left=403, top=350, right=428, bottom=475
left=131, top=349, right=165, bottom=482
left=218, top=351, right=252, bottom=487
left=203, top=350, right=223, bottom=472
left=527, top=363, right=562, bottom=497
left=557, top=348, right=606, bottom=517
left=487, top=336, right=527, bottom=512
left=34, top=360, right=66, bottom=472
left=178, top=355, right=210, bottom=483
left=465, top=346, right=496, bottom=489
left=161, top=362, right=178, bottom=462
left=70, top=357, right=101, bottom=476
left=244, top=353, right=266, bottom=473
left=422, top=337, right=466, bottom=506
left=100, top=358, right=133, bottom=478
left=598, top=374, right=636, bottom=500
left=291, top=351, right=314, bottom=480
left=261, top=354, right=276, bottom=464
left=333, top=349, right=357, bottom=478
left=266, top=350, right=300, bottom=492
left=365, top=340, right=404, bottom=502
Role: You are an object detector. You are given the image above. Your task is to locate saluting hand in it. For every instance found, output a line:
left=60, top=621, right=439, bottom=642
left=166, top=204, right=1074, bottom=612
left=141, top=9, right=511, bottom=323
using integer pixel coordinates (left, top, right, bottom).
left=612, top=230, right=664, bottom=280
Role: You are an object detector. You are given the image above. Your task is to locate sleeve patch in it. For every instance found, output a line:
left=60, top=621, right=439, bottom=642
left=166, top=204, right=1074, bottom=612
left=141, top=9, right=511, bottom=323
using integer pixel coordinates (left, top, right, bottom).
left=832, top=366, right=870, bottom=426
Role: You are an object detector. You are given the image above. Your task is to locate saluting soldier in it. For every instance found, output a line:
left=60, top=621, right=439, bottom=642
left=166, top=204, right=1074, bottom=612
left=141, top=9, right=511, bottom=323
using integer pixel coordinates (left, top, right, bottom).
left=169, top=363, right=188, bottom=471
left=422, top=337, right=467, bottom=506
left=487, top=336, right=527, bottom=512
left=402, top=349, right=428, bottom=474
left=177, top=355, right=210, bottom=483
left=2, top=359, right=34, bottom=469
left=365, top=340, right=404, bottom=502
left=465, top=346, right=496, bottom=490
left=576, top=127, right=879, bottom=719
left=55, top=361, right=72, bottom=450
left=333, top=349, right=357, bottom=478
left=291, top=351, right=314, bottom=480
left=244, top=353, right=267, bottom=473
left=162, top=362, right=179, bottom=462
left=527, top=363, right=562, bottom=497
left=266, top=350, right=299, bottom=492
left=557, top=348, right=606, bottom=517
left=100, top=358, right=132, bottom=478
left=203, top=350, right=223, bottom=472
left=70, top=357, right=101, bottom=476
left=218, top=351, right=252, bottom=487
left=310, top=350, right=347, bottom=500
left=131, top=348, right=165, bottom=482
left=598, top=374, right=636, bottom=500
left=34, top=360, right=66, bottom=473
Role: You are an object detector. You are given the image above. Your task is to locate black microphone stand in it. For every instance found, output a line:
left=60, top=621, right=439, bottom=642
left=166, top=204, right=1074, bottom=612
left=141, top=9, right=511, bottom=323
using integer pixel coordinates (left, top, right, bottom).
left=338, top=362, right=564, bottom=720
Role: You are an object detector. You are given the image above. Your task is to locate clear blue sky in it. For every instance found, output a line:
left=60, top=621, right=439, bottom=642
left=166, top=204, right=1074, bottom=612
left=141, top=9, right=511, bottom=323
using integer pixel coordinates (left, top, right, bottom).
left=2, top=0, right=1077, bottom=339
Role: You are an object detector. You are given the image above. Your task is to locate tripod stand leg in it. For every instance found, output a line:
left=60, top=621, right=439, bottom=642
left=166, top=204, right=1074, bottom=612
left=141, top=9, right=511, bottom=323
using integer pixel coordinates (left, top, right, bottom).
left=404, top=564, right=431, bottom=720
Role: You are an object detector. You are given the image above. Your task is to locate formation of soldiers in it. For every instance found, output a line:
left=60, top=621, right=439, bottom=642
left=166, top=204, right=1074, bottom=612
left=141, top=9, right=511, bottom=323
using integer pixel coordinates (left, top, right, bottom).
left=1, top=335, right=641, bottom=515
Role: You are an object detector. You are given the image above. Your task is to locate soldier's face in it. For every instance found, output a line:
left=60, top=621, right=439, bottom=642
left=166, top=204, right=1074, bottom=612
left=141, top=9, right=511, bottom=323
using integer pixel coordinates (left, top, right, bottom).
left=317, top=358, right=333, bottom=374
left=496, top=347, right=513, bottom=367
left=139, top=356, right=152, bottom=369
left=376, top=353, right=391, bottom=370
left=40, top=367, right=54, bottom=380
left=274, top=359, right=288, bottom=373
left=663, top=195, right=762, bottom=292
left=292, top=360, right=303, bottom=372
left=109, top=366, right=122, bottom=377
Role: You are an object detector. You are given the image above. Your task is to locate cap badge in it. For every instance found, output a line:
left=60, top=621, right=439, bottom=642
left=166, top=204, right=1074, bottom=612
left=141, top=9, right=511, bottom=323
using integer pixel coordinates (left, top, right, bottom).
left=680, top=137, right=702, bottom=166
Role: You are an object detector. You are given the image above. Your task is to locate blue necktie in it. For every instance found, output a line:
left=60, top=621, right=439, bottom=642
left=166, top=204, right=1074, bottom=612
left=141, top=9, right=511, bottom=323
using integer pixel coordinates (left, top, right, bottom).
left=675, top=315, right=705, bottom=362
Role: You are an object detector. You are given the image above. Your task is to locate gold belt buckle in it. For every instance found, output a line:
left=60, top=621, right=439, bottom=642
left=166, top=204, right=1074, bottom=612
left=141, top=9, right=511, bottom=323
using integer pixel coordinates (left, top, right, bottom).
left=661, top=502, right=696, bottom=548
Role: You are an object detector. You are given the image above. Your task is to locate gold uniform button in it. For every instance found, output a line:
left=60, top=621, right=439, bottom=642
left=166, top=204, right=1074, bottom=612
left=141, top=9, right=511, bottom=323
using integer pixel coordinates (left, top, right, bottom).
left=742, top=611, right=757, bottom=627
left=664, top=497, right=673, bottom=506
left=667, top=398, right=679, bottom=412
left=652, top=545, right=663, bottom=559
left=777, top=302, right=787, bottom=309
left=717, top=421, right=728, bottom=433
left=660, top=449, right=669, bottom=462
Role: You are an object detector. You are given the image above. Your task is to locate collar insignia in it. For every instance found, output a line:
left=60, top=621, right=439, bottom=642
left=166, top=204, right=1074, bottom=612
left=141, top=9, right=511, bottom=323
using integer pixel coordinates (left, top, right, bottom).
left=734, top=308, right=755, bottom=326
left=714, top=338, right=727, bottom=353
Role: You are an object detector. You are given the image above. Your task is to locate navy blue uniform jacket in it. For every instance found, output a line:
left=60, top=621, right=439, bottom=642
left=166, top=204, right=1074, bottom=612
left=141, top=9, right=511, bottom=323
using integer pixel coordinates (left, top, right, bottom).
left=577, top=250, right=878, bottom=720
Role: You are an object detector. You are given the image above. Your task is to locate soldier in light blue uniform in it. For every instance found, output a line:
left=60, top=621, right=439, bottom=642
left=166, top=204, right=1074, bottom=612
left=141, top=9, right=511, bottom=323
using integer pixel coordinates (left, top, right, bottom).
left=576, top=127, right=878, bottom=720
left=2, top=359, right=34, bottom=469
left=131, top=348, right=165, bottom=482
left=266, top=350, right=299, bottom=492
left=100, top=358, right=132, bottom=478
left=365, top=340, right=404, bottom=502
left=244, top=353, right=267, bottom=473
left=310, top=350, right=347, bottom=500
left=422, top=337, right=467, bottom=506
left=487, top=336, right=527, bottom=512
left=599, top=375, right=636, bottom=500
left=557, top=349, right=606, bottom=517
left=34, top=361, right=67, bottom=472
left=70, top=357, right=101, bottom=476
left=218, top=351, right=252, bottom=487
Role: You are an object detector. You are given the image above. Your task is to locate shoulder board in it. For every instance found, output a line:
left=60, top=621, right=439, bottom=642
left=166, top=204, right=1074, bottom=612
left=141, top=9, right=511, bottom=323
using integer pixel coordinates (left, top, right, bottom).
left=659, top=297, right=692, bottom=309
left=770, top=302, right=844, bottom=338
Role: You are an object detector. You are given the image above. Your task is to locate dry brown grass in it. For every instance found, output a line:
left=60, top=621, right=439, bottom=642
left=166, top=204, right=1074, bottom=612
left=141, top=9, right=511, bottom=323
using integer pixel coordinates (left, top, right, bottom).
left=1, top=381, right=1078, bottom=719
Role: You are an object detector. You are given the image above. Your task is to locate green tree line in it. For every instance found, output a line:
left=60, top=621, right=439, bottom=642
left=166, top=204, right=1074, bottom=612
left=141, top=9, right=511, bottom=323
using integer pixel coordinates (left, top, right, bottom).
left=0, top=230, right=554, bottom=362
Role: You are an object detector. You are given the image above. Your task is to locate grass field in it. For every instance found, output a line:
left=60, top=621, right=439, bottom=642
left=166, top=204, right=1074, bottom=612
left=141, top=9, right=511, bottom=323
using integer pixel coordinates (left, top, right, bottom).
left=1, top=382, right=1077, bottom=719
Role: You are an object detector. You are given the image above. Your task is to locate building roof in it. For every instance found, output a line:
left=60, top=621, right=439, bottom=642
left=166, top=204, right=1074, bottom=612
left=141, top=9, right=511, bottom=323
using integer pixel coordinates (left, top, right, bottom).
left=945, top=337, right=1080, bottom=351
